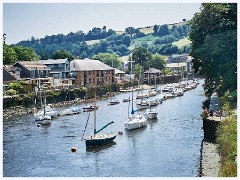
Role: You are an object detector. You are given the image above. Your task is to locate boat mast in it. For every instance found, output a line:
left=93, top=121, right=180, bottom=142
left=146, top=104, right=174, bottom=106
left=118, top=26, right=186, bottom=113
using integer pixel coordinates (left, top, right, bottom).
left=43, top=91, right=46, bottom=116
left=94, top=87, right=97, bottom=136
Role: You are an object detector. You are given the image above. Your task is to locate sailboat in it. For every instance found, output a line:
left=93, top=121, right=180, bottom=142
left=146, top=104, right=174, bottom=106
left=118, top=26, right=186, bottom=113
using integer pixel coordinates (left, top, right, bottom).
left=83, top=88, right=99, bottom=112
left=40, top=92, right=51, bottom=125
left=125, top=90, right=147, bottom=130
left=144, top=104, right=158, bottom=120
left=34, top=79, right=56, bottom=121
left=108, top=87, right=120, bottom=105
left=84, top=87, right=117, bottom=148
left=59, top=89, right=81, bottom=116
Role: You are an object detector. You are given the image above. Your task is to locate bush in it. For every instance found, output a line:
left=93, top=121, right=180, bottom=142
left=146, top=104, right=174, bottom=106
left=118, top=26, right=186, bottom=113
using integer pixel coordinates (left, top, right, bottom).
left=216, top=115, right=237, bottom=177
left=9, top=82, right=23, bottom=93
left=7, top=89, right=17, bottom=95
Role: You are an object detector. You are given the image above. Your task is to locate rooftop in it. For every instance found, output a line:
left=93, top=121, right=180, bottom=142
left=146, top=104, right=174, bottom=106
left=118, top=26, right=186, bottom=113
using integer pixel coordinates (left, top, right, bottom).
left=166, top=62, right=186, bottom=68
left=144, top=68, right=161, bottom=74
left=39, top=59, right=68, bottom=65
left=15, top=61, right=49, bottom=70
left=114, top=68, right=125, bottom=74
left=71, top=59, right=114, bottom=71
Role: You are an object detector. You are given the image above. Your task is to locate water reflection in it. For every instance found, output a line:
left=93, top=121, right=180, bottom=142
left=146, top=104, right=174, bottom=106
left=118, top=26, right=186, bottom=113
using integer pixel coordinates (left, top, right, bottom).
left=86, top=141, right=117, bottom=153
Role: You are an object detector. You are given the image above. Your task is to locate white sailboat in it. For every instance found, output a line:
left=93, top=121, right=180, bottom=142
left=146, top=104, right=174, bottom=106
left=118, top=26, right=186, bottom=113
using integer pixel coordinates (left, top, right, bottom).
left=34, top=79, right=57, bottom=121
left=144, top=105, right=158, bottom=120
left=125, top=60, right=147, bottom=131
left=59, top=89, right=81, bottom=116
left=40, top=93, right=51, bottom=125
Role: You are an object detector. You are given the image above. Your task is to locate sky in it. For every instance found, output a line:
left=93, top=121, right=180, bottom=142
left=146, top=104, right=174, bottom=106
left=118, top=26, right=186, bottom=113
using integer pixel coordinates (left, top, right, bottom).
left=3, top=3, right=201, bottom=45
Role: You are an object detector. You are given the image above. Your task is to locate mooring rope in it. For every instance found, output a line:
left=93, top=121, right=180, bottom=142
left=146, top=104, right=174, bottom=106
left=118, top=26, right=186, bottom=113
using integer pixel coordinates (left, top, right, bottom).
left=81, top=112, right=91, bottom=141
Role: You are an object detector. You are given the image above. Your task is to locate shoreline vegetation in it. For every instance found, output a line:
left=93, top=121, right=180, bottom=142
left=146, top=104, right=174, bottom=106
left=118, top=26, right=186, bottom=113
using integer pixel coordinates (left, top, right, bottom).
left=216, top=113, right=237, bottom=176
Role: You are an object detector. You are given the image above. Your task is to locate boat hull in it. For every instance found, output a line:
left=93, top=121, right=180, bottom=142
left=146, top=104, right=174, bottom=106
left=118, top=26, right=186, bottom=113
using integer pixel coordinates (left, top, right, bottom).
left=125, top=115, right=147, bottom=130
left=60, top=108, right=80, bottom=116
left=85, top=134, right=117, bottom=148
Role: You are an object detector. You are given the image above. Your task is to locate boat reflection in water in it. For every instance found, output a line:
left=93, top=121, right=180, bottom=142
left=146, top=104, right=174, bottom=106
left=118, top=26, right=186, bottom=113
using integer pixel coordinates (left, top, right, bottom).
left=86, top=141, right=117, bottom=153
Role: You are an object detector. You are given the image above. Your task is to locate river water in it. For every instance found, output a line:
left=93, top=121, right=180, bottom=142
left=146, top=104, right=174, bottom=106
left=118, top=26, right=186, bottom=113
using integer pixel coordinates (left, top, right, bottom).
left=3, top=80, right=205, bottom=177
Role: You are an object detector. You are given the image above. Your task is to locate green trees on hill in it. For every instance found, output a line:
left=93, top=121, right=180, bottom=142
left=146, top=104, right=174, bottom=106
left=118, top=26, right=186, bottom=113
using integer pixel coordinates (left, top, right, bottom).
left=3, top=44, right=39, bottom=65
left=3, top=44, right=17, bottom=65
left=189, top=3, right=237, bottom=97
left=52, top=50, right=74, bottom=60
left=130, top=47, right=166, bottom=75
left=92, top=53, right=121, bottom=69
left=11, top=22, right=191, bottom=62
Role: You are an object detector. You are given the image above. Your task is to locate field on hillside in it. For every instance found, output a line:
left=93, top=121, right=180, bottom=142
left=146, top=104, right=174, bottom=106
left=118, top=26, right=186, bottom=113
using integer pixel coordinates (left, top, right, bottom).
left=139, top=26, right=154, bottom=34
left=172, top=37, right=191, bottom=48
left=85, top=39, right=102, bottom=45
left=131, top=34, right=159, bottom=47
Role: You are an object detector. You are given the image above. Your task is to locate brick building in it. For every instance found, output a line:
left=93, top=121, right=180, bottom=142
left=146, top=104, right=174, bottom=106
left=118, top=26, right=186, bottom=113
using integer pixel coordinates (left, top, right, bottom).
left=70, top=59, right=115, bottom=87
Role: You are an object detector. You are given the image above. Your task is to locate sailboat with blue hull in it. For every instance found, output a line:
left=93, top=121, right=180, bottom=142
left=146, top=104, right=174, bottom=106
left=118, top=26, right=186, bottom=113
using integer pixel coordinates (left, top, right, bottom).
left=84, top=87, right=117, bottom=149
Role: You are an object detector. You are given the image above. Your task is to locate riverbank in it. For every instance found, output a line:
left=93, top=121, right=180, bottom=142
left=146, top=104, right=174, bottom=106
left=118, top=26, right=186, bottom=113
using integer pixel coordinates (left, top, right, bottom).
left=200, top=140, right=221, bottom=176
left=3, top=84, right=155, bottom=119
left=200, top=108, right=237, bottom=177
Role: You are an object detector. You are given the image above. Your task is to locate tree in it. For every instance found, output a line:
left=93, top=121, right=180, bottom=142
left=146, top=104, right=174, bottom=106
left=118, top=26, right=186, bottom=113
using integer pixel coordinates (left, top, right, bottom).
left=153, top=25, right=159, bottom=35
left=52, top=50, right=74, bottom=60
left=3, top=44, right=18, bottom=64
left=92, top=53, right=121, bottom=69
left=189, top=3, right=237, bottom=97
left=150, top=53, right=166, bottom=70
left=13, top=46, right=39, bottom=61
left=158, top=24, right=170, bottom=36
left=132, top=47, right=152, bottom=70
left=125, top=27, right=136, bottom=37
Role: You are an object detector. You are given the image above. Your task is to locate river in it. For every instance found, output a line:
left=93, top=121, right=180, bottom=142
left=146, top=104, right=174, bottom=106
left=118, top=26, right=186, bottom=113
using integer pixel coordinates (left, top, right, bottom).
left=3, top=80, right=205, bottom=177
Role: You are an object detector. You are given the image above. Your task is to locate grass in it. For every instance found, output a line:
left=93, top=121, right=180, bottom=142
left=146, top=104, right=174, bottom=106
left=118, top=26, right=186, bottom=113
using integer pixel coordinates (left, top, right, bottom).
left=138, top=26, right=154, bottom=34
left=131, top=34, right=159, bottom=48
left=172, top=37, right=191, bottom=48
left=216, top=114, right=237, bottom=177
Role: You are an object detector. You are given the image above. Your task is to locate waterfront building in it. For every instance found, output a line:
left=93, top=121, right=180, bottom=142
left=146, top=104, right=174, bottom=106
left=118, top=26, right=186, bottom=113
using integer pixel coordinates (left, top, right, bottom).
left=39, top=58, right=70, bottom=79
left=39, top=58, right=71, bottom=87
left=13, top=61, right=50, bottom=79
left=70, top=59, right=115, bottom=87
left=144, top=68, right=162, bottom=85
left=167, top=53, right=188, bottom=63
left=114, top=68, right=125, bottom=83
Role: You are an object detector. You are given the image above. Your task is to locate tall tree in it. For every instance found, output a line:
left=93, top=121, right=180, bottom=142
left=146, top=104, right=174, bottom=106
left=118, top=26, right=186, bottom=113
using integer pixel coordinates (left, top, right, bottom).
left=150, top=53, right=166, bottom=70
left=125, top=27, right=136, bottom=37
left=153, top=25, right=159, bottom=35
left=189, top=3, right=237, bottom=97
left=3, top=44, right=18, bottom=64
left=132, top=47, right=152, bottom=70
left=158, top=24, right=170, bottom=36
left=13, top=46, right=39, bottom=61
left=52, top=50, right=74, bottom=60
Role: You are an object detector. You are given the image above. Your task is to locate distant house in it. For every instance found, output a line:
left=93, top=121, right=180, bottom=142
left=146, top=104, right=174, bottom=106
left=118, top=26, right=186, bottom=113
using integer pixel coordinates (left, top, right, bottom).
left=70, top=59, right=115, bottom=87
left=39, top=59, right=70, bottom=79
left=4, top=65, right=21, bottom=80
left=166, top=56, right=193, bottom=73
left=13, top=61, right=50, bottom=79
left=168, top=54, right=188, bottom=63
left=144, top=68, right=162, bottom=85
left=165, top=62, right=186, bottom=73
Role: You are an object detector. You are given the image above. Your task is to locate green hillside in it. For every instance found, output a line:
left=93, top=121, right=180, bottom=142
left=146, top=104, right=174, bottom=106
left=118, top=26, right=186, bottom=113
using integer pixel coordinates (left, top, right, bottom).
left=172, top=37, right=191, bottom=48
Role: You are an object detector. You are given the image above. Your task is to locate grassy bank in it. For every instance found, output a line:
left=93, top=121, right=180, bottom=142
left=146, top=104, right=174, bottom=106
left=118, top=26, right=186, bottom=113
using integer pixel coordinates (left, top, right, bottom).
left=216, top=113, right=237, bottom=177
